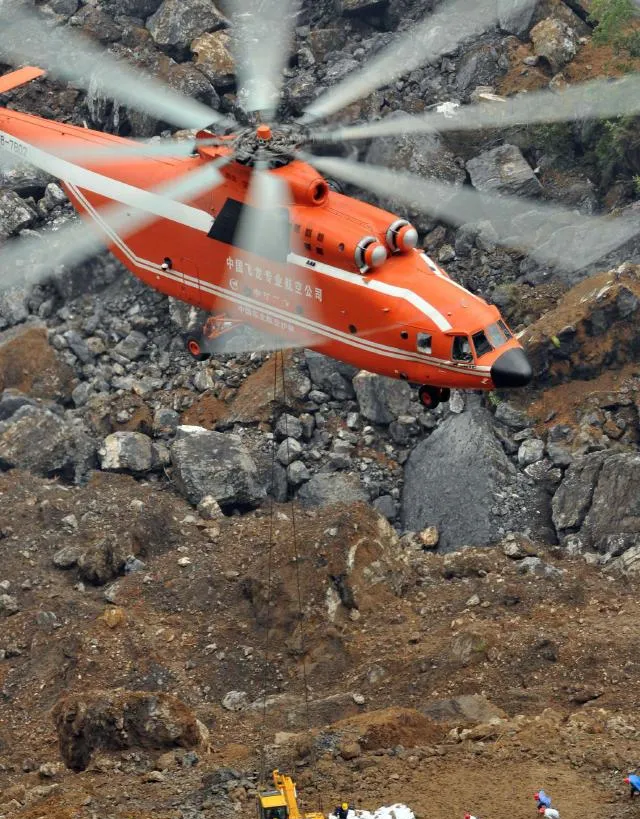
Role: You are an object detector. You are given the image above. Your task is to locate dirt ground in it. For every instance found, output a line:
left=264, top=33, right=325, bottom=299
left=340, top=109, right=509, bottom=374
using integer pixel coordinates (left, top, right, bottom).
left=1, top=464, right=640, bottom=818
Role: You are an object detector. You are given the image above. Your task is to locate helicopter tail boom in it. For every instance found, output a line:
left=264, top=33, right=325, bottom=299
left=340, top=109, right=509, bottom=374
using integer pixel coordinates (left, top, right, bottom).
left=0, top=66, right=45, bottom=96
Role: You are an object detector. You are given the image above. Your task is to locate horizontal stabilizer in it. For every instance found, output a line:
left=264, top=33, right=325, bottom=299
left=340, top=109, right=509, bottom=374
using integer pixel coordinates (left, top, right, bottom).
left=0, top=66, right=45, bottom=95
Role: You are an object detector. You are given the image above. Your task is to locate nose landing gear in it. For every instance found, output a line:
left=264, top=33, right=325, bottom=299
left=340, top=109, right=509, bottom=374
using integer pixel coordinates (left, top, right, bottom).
left=418, top=385, right=451, bottom=409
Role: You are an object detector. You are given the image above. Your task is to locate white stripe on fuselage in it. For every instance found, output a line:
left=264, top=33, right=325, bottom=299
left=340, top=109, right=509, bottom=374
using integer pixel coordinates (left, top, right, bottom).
left=0, top=130, right=213, bottom=232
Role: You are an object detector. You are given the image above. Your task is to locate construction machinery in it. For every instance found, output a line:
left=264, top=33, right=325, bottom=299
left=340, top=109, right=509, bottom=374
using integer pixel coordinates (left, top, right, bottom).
left=257, top=770, right=325, bottom=819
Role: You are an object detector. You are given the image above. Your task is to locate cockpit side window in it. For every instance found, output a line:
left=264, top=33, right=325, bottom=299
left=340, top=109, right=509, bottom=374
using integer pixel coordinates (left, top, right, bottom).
left=472, top=330, right=492, bottom=357
left=416, top=332, right=432, bottom=354
left=452, top=335, right=473, bottom=362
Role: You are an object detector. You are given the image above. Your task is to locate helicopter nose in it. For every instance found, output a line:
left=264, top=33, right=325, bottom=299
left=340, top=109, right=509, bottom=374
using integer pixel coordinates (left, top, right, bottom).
left=490, top=347, right=533, bottom=388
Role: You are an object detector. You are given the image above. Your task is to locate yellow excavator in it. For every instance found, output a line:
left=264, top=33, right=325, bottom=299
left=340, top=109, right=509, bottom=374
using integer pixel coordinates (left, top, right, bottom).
left=257, top=769, right=325, bottom=819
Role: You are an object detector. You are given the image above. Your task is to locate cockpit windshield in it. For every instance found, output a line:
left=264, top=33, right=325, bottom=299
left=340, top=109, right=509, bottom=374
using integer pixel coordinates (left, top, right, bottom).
left=471, top=322, right=512, bottom=359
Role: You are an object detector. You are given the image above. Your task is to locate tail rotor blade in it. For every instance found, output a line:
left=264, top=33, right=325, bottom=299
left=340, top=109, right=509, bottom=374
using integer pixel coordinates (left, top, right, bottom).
left=302, top=153, right=639, bottom=274
left=232, top=0, right=301, bottom=119
left=310, top=74, right=640, bottom=144
left=299, top=0, right=532, bottom=124
left=0, top=4, right=232, bottom=131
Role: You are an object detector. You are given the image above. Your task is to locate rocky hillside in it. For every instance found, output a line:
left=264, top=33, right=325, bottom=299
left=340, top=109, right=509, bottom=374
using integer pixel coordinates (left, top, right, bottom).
left=2, top=0, right=640, bottom=818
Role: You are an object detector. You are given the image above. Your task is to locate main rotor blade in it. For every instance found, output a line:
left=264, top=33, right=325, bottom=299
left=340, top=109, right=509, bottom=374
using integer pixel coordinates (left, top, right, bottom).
left=231, top=0, right=301, bottom=120
left=299, top=0, right=532, bottom=125
left=310, top=74, right=640, bottom=143
left=9, top=137, right=228, bottom=165
left=0, top=155, right=232, bottom=291
left=0, top=4, right=232, bottom=131
left=301, top=154, right=639, bottom=274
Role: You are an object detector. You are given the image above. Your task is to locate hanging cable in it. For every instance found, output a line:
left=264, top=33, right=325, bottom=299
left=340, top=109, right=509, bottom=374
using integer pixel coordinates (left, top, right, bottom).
left=258, top=350, right=280, bottom=790
left=279, top=352, right=324, bottom=816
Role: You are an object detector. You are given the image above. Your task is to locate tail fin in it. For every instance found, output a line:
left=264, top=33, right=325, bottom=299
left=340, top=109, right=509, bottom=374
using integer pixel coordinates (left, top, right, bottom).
left=0, top=67, right=46, bottom=95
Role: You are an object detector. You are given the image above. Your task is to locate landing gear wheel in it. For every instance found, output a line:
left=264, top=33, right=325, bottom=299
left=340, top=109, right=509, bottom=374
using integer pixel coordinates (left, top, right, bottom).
left=185, top=333, right=210, bottom=362
left=418, top=386, right=450, bottom=409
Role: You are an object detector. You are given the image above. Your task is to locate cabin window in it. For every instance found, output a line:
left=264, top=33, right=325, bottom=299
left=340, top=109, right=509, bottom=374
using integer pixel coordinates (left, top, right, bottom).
left=472, top=330, right=492, bottom=357
left=262, top=809, right=288, bottom=819
left=207, top=198, right=289, bottom=264
left=452, top=335, right=473, bottom=362
left=416, top=332, right=432, bottom=354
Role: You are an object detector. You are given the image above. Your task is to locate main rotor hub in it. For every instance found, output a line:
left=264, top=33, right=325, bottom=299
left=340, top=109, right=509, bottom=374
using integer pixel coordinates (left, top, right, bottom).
left=233, top=123, right=309, bottom=168
left=256, top=124, right=272, bottom=142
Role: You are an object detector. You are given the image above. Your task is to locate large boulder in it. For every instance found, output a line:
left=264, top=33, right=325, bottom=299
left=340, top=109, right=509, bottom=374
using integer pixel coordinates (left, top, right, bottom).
left=466, top=144, right=541, bottom=198
left=531, top=16, right=580, bottom=74
left=52, top=690, right=208, bottom=771
left=170, top=425, right=265, bottom=509
left=0, top=405, right=95, bottom=483
left=352, top=371, right=413, bottom=425
left=99, top=432, right=162, bottom=474
left=402, top=407, right=551, bottom=550
left=190, top=30, right=235, bottom=87
left=498, top=0, right=539, bottom=36
left=146, top=0, right=227, bottom=54
left=553, top=452, right=640, bottom=557
left=304, top=350, right=357, bottom=400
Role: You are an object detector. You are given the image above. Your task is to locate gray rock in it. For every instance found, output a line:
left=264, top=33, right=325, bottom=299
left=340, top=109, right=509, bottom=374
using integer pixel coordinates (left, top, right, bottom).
left=0, top=288, right=29, bottom=330
left=0, top=191, right=37, bottom=238
left=552, top=452, right=607, bottom=533
left=276, top=437, right=302, bottom=466
left=531, top=16, right=579, bottom=74
left=170, top=425, right=265, bottom=509
left=608, top=545, right=640, bottom=575
left=554, top=452, right=640, bottom=557
left=456, top=43, right=502, bottom=94
left=103, top=0, right=163, bottom=17
left=221, top=690, right=249, bottom=712
left=304, top=350, right=357, bottom=399
left=153, top=407, right=180, bottom=436
left=64, top=330, right=93, bottom=364
left=72, top=382, right=92, bottom=408
left=494, top=401, right=532, bottom=430
left=42, top=182, right=67, bottom=210
left=517, top=556, right=563, bottom=578
left=197, top=495, right=224, bottom=520
left=498, top=0, right=538, bottom=36
left=287, top=460, right=310, bottom=486
left=114, top=331, right=147, bottom=361
left=517, top=437, right=544, bottom=467
left=466, top=144, right=541, bottom=198
left=0, top=164, right=54, bottom=199
left=546, top=441, right=572, bottom=468
left=147, top=0, right=227, bottom=53
left=0, top=593, right=19, bottom=616
left=0, top=405, right=95, bottom=483
left=298, top=473, right=367, bottom=508
left=402, top=407, right=545, bottom=550
left=352, top=371, right=412, bottom=425
left=53, top=545, right=83, bottom=570
left=0, top=391, right=35, bottom=421
left=99, top=432, right=156, bottom=474
left=373, top=494, right=396, bottom=520
left=275, top=413, right=303, bottom=440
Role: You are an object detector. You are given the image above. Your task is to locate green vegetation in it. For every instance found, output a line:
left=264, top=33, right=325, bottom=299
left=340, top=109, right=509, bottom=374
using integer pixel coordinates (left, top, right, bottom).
left=589, top=0, right=640, bottom=57
left=590, top=116, right=640, bottom=187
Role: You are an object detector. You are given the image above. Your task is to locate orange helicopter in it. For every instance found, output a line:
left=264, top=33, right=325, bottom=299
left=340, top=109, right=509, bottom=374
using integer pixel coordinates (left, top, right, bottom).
left=1, top=2, right=632, bottom=410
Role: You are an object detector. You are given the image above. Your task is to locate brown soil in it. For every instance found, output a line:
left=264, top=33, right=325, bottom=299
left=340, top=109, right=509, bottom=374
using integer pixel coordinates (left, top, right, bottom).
left=1, top=468, right=640, bottom=818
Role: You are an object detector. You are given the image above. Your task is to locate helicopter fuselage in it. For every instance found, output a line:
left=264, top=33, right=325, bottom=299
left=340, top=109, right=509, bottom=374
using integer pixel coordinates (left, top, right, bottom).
left=0, top=106, right=532, bottom=394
